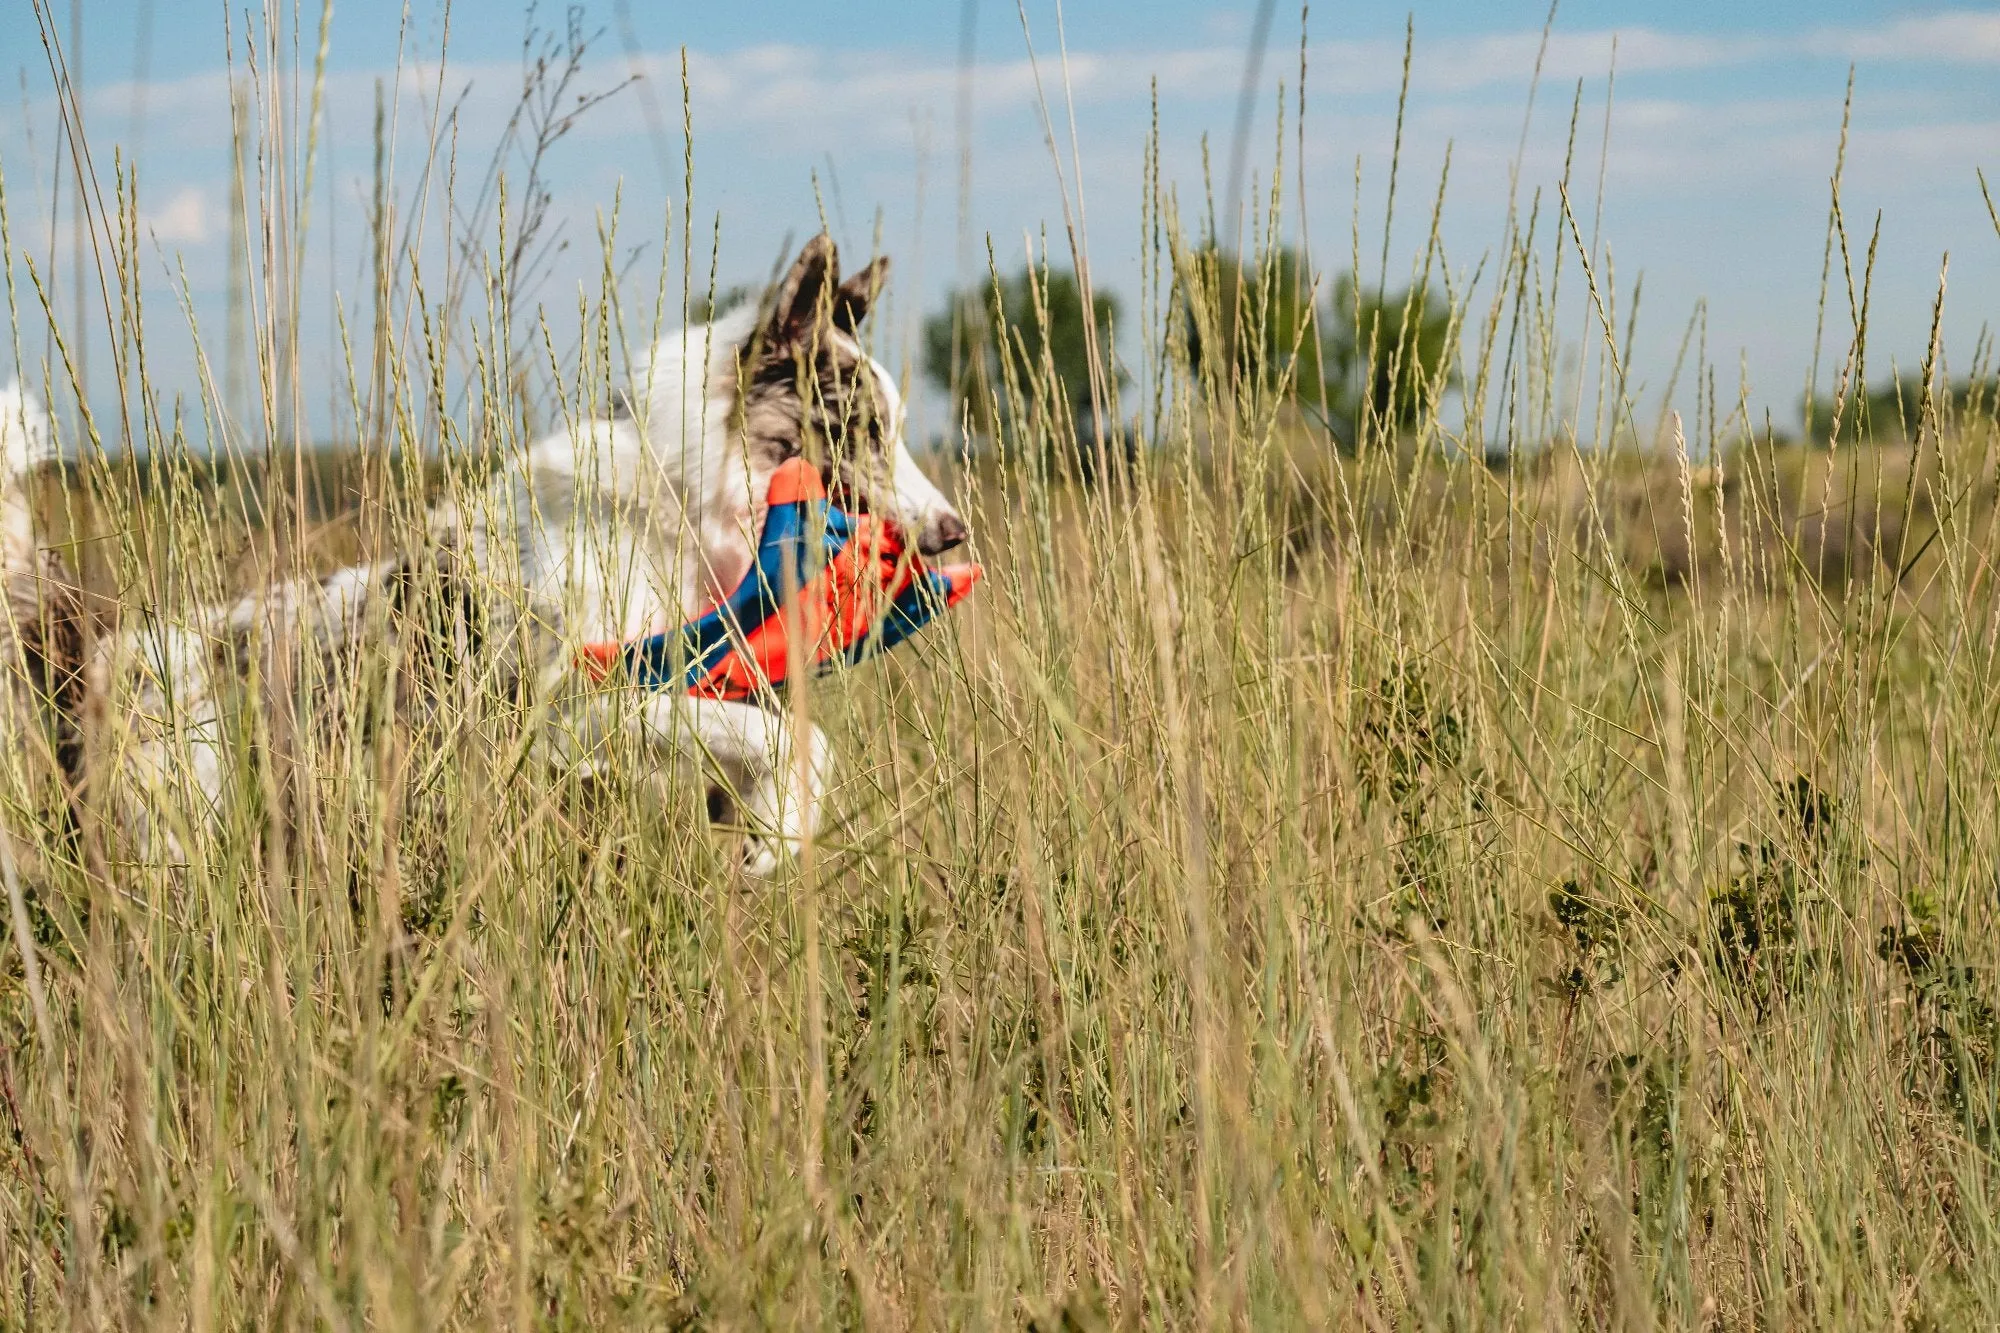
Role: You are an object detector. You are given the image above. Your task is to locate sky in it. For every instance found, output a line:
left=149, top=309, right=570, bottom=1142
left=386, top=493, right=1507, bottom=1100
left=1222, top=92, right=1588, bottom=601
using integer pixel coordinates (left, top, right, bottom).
left=2, top=0, right=1997, bottom=446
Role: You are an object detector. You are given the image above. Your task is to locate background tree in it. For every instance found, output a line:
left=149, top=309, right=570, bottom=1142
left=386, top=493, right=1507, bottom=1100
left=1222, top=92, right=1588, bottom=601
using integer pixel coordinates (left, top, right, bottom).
left=1800, top=373, right=2000, bottom=444
left=1178, top=245, right=1325, bottom=404
left=922, top=267, right=1124, bottom=447
left=1177, top=245, right=1458, bottom=442
left=1322, top=273, right=1458, bottom=437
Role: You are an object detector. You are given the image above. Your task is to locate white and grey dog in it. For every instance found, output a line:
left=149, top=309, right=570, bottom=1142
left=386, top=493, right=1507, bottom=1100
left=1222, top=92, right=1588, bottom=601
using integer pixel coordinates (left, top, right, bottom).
left=0, top=235, right=968, bottom=875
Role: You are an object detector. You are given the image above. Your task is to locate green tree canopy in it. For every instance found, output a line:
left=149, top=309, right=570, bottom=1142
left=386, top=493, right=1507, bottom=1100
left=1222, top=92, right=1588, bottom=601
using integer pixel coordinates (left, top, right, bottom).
left=1178, top=245, right=1458, bottom=441
left=922, top=266, right=1123, bottom=441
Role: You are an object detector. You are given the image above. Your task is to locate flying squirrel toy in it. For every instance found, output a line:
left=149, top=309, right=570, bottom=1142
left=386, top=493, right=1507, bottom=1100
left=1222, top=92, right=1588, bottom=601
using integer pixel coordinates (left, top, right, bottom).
left=576, top=457, right=981, bottom=698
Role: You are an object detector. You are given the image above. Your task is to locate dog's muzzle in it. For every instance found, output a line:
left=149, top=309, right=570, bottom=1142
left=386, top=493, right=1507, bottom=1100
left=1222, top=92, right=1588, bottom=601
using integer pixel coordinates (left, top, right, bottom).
left=918, top=513, right=970, bottom=556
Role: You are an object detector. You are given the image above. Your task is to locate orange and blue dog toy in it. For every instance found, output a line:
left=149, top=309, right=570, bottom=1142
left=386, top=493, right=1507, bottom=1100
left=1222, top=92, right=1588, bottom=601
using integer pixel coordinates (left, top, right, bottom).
left=576, top=458, right=980, bottom=700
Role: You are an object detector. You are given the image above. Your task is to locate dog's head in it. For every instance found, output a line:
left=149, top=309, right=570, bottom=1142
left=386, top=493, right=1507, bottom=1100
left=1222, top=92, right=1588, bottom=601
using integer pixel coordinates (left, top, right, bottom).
left=736, top=236, right=968, bottom=555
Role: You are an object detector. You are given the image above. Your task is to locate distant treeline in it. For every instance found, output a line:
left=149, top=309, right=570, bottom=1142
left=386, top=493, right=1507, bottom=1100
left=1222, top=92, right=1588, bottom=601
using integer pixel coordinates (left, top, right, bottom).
left=921, top=247, right=1455, bottom=452
left=1800, top=374, right=2000, bottom=444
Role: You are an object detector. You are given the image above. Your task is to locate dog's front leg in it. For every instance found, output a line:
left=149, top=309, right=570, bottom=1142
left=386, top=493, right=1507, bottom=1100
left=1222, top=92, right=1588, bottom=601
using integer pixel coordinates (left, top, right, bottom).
left=630, top=693, right=832, bottom=876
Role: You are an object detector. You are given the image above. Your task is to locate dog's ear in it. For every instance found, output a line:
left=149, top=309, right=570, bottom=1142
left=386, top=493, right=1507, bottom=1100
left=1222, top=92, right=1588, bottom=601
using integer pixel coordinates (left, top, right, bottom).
left=831, top=256, right=889, bottom=334
left=767, top=234, right=840, bottom=345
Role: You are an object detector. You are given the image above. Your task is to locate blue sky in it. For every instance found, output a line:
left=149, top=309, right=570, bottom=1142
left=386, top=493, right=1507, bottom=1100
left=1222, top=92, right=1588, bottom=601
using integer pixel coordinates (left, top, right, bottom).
left=4, top=1, right=1997, bottom=444
left=20, top=0, right=1938, bottom=75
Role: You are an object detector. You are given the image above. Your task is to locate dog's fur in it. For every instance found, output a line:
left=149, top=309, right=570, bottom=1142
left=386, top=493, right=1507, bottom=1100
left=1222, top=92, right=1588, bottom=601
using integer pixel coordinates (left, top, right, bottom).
left=0, top=381, right=90, bottom=832
left=0, top=236, right=966, bottom=875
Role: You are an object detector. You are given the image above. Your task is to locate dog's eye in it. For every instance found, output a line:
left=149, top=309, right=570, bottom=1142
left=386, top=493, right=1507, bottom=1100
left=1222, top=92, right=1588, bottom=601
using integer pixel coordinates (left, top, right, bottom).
left=758, top=432, right=803, bottom=464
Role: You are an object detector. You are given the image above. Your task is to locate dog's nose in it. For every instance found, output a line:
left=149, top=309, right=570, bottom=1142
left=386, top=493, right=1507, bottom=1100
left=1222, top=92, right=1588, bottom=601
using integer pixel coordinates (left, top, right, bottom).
left=919, top=513, right=970, bottom=555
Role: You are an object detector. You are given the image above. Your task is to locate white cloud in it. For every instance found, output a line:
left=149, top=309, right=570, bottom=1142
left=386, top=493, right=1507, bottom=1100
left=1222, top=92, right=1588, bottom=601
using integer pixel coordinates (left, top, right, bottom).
left=579, top=12, right=1984, bottom=146
left=141, top=185, right=213, bottom=245
left=1811, top=14, right=2000, bottom=65
left=16, top=9, right=1993, bottom=179
left=1406, top=28, right=1757, bottom=95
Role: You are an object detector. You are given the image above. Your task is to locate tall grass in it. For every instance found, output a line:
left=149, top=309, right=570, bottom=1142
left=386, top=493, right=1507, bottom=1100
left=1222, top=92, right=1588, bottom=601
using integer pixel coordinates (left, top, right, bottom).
left=6, top=5, right=2000, bottom=1327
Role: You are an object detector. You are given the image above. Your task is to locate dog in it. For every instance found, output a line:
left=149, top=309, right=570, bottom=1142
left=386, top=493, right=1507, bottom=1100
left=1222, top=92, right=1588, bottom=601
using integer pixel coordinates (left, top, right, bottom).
left=418, top=231, right=969, bottom=871
left=0, top=235, right=969, bottom=877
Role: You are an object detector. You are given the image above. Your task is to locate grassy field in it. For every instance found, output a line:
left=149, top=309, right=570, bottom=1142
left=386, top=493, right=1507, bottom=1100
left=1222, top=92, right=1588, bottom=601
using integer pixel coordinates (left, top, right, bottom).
left=8, top=17, right=2000, bottom=1330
